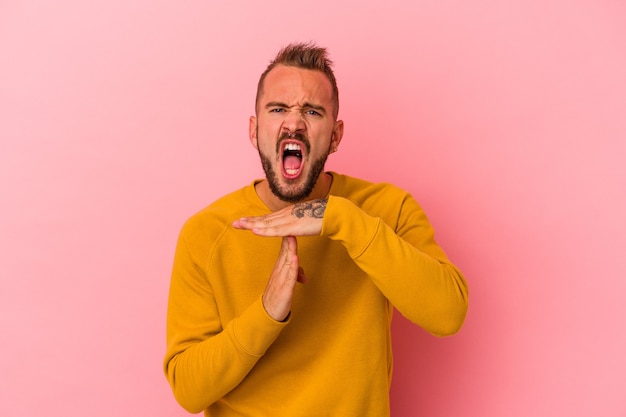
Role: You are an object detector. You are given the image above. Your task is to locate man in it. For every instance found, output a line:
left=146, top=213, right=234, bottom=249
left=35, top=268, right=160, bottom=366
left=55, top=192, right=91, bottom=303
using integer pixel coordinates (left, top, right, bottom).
left=164, top=42, right=468, bottom=416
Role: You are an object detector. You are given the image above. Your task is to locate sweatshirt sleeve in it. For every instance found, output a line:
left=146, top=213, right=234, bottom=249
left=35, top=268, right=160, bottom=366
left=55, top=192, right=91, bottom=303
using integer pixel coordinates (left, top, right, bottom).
left=321, top=194, right=468, bottom=336
left=163, top=227, right=288, bottom=413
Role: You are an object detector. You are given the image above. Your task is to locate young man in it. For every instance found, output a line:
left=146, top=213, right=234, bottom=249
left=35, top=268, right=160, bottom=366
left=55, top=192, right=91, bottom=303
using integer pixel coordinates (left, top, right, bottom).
left=164, top=43, right=468, bottom=416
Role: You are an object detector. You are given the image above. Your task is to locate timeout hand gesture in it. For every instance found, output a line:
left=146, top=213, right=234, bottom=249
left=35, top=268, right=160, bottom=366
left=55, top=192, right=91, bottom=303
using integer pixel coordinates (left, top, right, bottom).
left=232, top=198, right=327, bottom=237
left=232, top=199, right=327, bottom=321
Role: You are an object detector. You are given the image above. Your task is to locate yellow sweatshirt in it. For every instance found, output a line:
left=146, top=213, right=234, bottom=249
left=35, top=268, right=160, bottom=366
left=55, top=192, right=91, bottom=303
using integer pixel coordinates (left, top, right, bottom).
left=164, top=173, right=468, bottom=416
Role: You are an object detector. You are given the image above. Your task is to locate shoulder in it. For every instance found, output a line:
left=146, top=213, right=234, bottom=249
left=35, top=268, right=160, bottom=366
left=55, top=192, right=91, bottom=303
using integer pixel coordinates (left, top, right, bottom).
left=329, top=172, right=429, bottom=232
left=179, top=182, right=263, bottom=242
left=330, top=172, right=411, bottom=208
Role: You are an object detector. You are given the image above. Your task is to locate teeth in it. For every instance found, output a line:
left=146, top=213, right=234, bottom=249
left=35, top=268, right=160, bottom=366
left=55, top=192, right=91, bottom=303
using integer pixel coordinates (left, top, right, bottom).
left=284, top=143, right=301, bottom=151
left=285, top=168, right=298, bottom=175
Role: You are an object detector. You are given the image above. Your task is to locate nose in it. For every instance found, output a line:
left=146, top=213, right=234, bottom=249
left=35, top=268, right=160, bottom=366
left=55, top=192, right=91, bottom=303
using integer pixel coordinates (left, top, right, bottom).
left=281, top=110, right=306, bottom=136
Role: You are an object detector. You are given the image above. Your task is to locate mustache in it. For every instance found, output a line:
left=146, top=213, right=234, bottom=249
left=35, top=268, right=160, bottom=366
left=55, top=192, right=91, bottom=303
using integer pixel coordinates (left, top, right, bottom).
left=277, top=132, right=311, bottom=154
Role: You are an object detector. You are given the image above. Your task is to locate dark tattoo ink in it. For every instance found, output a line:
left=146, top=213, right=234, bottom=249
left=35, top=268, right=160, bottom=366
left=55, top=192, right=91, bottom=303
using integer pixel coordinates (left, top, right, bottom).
left=292, top=199, right=327, bottom=219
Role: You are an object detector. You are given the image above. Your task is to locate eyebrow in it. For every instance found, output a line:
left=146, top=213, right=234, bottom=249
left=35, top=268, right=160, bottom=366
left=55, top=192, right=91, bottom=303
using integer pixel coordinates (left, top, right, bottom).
left=265, top=101, right=327, bottom=114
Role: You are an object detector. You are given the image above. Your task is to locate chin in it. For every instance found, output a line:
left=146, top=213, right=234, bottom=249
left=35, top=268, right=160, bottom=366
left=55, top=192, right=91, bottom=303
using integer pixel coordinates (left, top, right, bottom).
left=260, top=148, right=328, bottom=203
left=273, top=185, right=312, bottom=203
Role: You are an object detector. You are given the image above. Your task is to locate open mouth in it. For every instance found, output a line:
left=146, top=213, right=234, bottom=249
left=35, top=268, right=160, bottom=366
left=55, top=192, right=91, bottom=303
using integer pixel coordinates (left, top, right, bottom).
left=282, top=142, right=303, bottom=178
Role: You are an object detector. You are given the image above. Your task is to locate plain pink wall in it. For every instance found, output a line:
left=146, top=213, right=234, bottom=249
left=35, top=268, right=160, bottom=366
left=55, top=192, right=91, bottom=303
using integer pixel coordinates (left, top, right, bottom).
left=1, top=1, right=625, bottom=416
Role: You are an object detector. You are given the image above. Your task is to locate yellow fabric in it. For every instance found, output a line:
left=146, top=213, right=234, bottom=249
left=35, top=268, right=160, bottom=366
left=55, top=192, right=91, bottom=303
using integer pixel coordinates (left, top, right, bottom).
left=164, top=173, right=468, bottom=416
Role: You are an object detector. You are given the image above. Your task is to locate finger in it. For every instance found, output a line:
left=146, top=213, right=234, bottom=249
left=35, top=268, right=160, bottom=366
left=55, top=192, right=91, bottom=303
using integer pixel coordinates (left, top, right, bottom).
left=280, top=237, right=300, bottom=282
left=232, top=207, right=295, bottom=230
left=234, top=217, right=292, bottom=233
left=296, top=266, right=308, bottom=284
left=239, top=220, right=290, bottom=237
left=232, top=217, right=284, bottom=233
left=241, top=216, right=320, bottom=237
left=277, top=235, right=292, bottom=265
left=262, top=237, right=299, bottom=321
left=272, top=236, right=295, bottom=277
left=283, top=235, right=297, bottom=265
left=281, top=253, right=299, bottom=283
left=284, top=238, right=307, bottom=284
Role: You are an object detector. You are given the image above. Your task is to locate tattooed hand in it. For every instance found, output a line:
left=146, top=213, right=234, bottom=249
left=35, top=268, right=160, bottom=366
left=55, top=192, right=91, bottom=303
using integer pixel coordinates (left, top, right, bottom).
left=291, top=199, right=327, bottom=219
left=232, top=198, right=327, bottom=237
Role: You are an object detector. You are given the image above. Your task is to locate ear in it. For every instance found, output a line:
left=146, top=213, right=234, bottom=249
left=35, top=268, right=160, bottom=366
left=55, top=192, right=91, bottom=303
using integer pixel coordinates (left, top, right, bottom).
left=249, top=116, right=258, bottom=149
left=330, top=119, right=344, bottom=153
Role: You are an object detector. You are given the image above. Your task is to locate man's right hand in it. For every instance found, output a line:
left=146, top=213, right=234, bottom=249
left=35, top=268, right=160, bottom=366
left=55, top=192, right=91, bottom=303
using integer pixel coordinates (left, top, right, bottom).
left=262, top=236, right=307, bottom=322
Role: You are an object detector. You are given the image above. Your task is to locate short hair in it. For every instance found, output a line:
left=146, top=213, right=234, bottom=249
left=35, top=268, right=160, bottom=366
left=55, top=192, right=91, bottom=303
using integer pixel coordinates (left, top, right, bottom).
left=255, top=42, right=339, bottom=119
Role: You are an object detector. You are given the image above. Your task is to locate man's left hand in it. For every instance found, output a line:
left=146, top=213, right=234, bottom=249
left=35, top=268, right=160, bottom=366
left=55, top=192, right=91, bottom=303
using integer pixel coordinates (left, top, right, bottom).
left=232, top=198, right=328, bottom=237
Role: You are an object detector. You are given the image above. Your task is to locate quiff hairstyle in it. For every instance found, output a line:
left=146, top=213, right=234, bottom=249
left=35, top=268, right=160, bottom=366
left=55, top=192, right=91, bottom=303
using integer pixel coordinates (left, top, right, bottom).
left=255, top=42, right=340, bottom=119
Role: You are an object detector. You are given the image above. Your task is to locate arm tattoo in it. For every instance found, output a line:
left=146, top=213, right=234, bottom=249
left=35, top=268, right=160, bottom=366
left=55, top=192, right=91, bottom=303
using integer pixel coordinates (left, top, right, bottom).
left=292, top=198, right=327, bottom=219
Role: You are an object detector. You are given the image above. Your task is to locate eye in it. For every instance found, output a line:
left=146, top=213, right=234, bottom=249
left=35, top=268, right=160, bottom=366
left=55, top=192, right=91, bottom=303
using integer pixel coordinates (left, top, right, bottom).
left=269, top=108, right=286, bottom=113
left=305, top=109, right=321, bottom=116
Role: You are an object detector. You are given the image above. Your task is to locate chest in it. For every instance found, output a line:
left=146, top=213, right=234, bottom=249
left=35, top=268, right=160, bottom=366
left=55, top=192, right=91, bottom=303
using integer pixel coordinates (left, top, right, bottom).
left=206, top=232, right=381, bottom=325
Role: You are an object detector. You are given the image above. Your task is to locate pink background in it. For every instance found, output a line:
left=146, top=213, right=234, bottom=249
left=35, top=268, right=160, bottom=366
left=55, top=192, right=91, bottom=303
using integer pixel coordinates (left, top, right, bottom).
left=1, top=1, right=625, bottom=416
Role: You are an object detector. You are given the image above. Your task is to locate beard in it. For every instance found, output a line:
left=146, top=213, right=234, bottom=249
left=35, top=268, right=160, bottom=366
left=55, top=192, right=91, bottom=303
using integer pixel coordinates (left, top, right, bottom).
left=258, top=132, right=331, bottom=203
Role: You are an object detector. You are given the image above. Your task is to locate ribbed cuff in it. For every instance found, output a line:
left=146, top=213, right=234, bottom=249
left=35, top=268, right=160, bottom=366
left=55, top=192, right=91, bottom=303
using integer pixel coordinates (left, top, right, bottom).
left=229, top=296, right=289, bottom=357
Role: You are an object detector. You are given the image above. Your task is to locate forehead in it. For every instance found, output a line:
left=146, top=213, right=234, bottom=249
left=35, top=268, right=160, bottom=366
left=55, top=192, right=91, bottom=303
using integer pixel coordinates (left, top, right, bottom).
left=260, top=65, right=333, bottom=105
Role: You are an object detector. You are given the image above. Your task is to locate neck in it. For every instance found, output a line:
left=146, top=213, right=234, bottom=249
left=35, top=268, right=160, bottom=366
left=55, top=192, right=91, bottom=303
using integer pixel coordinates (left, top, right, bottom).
left=256, top=172, right=333, bottom=211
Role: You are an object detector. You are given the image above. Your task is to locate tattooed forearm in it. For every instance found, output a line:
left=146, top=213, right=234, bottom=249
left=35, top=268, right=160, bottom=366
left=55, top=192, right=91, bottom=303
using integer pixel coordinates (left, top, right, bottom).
left=292, top=199, right=327, bottom=219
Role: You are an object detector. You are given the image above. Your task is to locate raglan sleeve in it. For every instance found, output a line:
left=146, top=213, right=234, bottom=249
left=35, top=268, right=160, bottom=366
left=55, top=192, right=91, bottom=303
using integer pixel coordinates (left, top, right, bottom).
left=163, top=219, right=288, bottom=413
left=321, top=193, right=468, bottom=336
